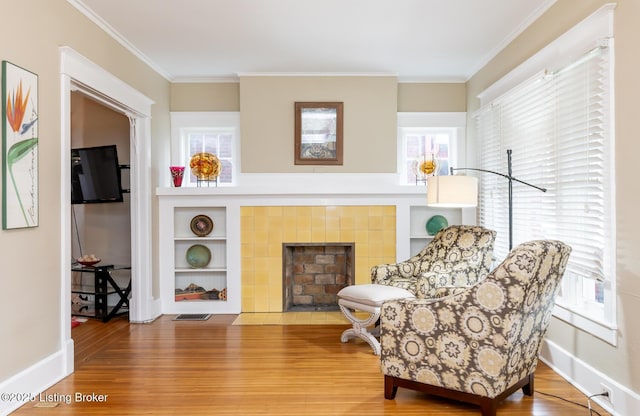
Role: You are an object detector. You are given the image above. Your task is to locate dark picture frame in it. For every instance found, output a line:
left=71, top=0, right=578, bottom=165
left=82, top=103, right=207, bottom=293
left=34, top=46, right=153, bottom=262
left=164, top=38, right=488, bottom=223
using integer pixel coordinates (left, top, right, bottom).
left=294, top=102, right=343, bottom=165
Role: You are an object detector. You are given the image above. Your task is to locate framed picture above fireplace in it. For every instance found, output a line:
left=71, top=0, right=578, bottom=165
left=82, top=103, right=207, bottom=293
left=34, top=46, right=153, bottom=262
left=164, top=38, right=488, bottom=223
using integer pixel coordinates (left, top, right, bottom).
left=294, top=102, right=343, bottom=165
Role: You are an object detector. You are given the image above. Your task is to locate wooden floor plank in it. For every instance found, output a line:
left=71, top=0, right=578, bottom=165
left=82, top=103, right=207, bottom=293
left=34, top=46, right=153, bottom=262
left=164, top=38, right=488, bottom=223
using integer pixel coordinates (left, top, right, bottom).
left=12, top=315, right=610, bottom=415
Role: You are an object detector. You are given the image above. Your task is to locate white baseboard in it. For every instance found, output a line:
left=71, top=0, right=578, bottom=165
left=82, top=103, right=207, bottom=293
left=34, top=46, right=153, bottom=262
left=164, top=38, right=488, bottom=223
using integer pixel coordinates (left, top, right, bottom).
left=540, top=339, right=640, bottom=416
left=0, top=339, right=73, bottom=416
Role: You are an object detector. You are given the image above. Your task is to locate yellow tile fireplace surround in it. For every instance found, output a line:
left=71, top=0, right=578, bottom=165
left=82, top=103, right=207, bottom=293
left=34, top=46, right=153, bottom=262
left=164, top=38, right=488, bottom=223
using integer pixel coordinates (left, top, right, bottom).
left=240, top=205, right=396, bottom=312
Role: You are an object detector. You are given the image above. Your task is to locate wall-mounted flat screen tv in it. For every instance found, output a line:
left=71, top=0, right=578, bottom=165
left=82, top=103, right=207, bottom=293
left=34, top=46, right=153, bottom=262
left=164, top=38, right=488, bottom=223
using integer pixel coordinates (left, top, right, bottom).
left=71, top=145, right=124, bottom=204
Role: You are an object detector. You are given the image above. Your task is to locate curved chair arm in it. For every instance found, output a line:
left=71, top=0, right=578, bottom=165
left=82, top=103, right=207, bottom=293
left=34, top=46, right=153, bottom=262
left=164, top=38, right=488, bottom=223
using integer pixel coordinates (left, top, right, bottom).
left=414, top=270, right=482, bottom=299
left=414, top=271, right=452, bottom=298
left=371, top=261, right=419, bottom=284
left=433, top=285, right=471, bottom=298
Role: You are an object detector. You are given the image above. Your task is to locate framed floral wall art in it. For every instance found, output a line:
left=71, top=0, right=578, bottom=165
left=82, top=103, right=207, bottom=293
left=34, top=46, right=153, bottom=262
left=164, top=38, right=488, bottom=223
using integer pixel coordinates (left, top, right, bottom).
left=2, top=61, right=38, bottom=229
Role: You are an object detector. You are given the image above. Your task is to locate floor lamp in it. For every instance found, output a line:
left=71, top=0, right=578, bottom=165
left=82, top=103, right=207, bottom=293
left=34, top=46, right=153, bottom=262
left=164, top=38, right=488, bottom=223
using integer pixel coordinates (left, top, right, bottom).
left=427, top=149, right=546, bottom=251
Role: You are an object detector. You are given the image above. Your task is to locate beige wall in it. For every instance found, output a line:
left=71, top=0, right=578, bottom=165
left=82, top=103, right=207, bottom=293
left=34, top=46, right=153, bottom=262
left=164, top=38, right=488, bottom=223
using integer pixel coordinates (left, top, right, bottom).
left=0, top=0, right=170, bottom=381
left=398, top=83, right=466, bottom=112
left=467, top=0, right=640, bottom=392
left=239, top=76, right=398, bottom=173
left=171, top=83, right=240, bottom=111
left=170, top=81, right=465, bottom=123
left=170, top=80, right=466, bottom=174
left=170, top=80, right=465, bottom=174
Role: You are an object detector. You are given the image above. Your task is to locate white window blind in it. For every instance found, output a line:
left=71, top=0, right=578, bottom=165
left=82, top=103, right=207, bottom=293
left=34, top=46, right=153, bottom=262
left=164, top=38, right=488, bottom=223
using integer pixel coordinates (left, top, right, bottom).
left=475, top=43, right=613, bottom=286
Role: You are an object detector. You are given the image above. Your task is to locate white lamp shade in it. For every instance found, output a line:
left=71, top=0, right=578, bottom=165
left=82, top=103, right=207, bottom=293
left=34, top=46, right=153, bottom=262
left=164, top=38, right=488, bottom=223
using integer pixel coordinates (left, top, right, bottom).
left=427, top=175, right=478, bottom=207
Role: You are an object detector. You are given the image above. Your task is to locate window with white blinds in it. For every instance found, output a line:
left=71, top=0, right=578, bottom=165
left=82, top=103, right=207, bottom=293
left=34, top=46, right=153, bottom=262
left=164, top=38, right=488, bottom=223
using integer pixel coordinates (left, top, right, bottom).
left=474, top=41, right=615, bottom=337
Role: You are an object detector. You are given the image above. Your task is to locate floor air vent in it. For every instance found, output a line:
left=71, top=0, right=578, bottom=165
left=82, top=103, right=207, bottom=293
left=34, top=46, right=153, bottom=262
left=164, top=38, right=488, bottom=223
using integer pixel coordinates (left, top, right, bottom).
left=173, top=314, right=211, bottom=321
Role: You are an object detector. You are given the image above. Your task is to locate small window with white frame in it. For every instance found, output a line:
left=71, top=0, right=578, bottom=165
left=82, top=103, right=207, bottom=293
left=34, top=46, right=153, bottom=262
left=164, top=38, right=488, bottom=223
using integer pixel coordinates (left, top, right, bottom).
left=397, top=112, right=465, bottom=185
left=170, top=112, right=240, bottom=186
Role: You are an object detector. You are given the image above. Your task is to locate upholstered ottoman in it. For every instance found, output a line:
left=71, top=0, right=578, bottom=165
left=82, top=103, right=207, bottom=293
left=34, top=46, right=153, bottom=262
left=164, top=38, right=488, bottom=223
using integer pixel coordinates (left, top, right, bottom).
left=337, top=284, right=415, bottom=355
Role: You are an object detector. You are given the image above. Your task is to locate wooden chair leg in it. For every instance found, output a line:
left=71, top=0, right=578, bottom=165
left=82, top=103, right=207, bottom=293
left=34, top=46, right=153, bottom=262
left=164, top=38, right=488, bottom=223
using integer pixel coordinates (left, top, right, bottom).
left=384, top=375, right=398, bottom=399
left=522, top=373, right=534, bottom=396
left=479, top=399, right=498, bottom=416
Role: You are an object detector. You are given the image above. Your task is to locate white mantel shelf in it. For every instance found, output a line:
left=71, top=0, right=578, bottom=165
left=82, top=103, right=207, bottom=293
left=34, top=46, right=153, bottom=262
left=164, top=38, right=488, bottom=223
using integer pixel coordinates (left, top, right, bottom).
left=156, top=172, right=428, bottom=198
left=156, top=185, right=427, bottom=198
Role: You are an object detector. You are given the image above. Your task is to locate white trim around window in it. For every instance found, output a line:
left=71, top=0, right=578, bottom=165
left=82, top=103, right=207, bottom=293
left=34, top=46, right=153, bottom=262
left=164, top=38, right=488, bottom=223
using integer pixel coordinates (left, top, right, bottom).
left=170, top=112, right=241, bottom=186
left=397, top=112, right=466, bottom=185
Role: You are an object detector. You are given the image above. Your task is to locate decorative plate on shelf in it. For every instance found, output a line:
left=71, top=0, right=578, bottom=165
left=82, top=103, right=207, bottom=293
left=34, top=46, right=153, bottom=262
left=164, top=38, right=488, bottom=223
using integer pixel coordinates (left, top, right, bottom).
left=185, top=244, right=212, bottom=268
left=426, top=215, right=448, bottom=236
left=190, top=214, right=214, bottom=237
left=412, top=158, right=438, bottom=177
left=189, top=152, right=221, bottom=180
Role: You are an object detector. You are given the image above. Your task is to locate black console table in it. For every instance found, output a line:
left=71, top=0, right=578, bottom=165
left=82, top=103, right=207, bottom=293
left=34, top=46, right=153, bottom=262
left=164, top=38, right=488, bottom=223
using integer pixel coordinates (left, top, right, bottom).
left=71, top=264, right=131, bottom=322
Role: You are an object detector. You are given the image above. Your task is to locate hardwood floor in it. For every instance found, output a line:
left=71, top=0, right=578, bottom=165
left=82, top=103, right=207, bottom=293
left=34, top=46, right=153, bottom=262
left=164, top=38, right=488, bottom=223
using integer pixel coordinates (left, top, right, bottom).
left=13, top=314, right=610, bottom=415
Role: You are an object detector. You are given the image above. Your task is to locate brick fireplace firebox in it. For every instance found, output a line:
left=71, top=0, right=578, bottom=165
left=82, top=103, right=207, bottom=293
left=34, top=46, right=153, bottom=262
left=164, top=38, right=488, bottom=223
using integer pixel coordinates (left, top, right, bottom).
left=283, top=243, right=354, bottom=311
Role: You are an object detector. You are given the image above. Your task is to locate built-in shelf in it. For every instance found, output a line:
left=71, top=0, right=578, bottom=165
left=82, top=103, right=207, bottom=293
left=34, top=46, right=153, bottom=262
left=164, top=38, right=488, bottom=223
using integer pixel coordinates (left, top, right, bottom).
left=159, top=204, right=235, bottom=314
left=157, top=176, right=474, bottom=314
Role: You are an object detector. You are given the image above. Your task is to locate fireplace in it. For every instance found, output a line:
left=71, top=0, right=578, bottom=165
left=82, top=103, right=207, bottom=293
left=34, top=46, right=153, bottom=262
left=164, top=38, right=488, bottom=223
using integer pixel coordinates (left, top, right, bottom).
left=239, top=205, right=397, bottom=313
left=283, top=243, right=355, bottom=311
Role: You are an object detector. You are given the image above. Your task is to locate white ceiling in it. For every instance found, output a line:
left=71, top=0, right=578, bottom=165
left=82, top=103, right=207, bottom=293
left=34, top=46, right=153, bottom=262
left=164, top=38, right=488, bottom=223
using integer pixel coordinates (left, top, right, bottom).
left=70, top=0, right=556, bottom=83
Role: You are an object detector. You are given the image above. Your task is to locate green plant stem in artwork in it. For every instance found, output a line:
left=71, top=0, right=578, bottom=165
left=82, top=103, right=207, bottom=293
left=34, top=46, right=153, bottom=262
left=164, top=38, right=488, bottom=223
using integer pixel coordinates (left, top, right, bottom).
left=7, top=137, right=38, bottom=225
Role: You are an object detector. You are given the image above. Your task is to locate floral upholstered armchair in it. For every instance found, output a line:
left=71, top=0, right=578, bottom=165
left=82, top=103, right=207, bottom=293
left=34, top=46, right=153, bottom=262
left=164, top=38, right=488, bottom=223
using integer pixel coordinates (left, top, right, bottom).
left=379, top=240, right=571, bottom=416
left=371, top=225, right=496, bottom=297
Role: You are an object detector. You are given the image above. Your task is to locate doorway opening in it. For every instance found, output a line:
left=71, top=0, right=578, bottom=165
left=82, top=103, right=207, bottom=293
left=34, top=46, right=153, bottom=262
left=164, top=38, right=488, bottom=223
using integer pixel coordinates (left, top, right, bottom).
left=61, top=46, right=154, bottom=376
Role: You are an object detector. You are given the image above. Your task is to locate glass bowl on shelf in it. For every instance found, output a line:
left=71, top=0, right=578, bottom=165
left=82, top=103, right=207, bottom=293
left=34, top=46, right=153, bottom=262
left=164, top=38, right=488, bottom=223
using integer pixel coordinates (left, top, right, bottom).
left=189, top=152, right=221, bottom=181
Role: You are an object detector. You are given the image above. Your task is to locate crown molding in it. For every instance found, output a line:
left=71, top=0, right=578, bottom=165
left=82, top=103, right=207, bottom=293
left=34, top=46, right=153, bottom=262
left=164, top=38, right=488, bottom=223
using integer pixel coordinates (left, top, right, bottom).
left=237, top=72, right=397, bottom=78
left=66, top=0, right=173, bottom=81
